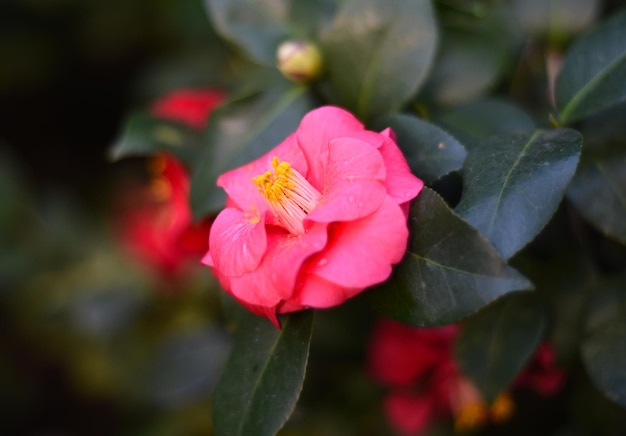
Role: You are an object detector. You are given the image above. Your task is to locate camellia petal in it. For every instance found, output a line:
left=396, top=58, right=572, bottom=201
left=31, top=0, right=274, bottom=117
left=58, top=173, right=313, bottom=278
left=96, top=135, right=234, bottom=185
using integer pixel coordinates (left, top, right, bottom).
left=227, top=223, right=327, bottom=308
left=379, top=128, right=424, bottom=211
left=208, top=207, right=267, bottom=277
left=296, top=106, right=365, bottom=190
left=310, top=197, right=408, bottom=288
left=306, top=137, right=387, bottom=223
left=290, top=272, right=359, bottom=308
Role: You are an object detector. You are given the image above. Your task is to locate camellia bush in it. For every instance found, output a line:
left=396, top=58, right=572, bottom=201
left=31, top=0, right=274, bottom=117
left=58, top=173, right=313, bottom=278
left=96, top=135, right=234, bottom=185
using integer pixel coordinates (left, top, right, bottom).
left=82, top=0, right=626, bottom=434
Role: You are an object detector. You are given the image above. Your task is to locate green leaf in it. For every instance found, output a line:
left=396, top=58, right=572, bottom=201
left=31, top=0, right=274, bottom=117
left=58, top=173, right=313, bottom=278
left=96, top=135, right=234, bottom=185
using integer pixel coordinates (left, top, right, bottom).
left=456, top=129, right=582, bottom=259
left=205, top=0, right=337, bottom=65
left=212, top=311, right=314, bottom=436
left=321, top=0, right=437, bottom=120
left=582, top=317, right=626, bottom=407
left=556, top=8, right=626, bottom=124
left=436, top=98, right=536, bottom=150
left=567, top=151, right=626, bottom=244
left=378, top=114, right=467, bottom=184
left=455, top=292, right=546, bottom=402
left=189, top=85, right=316, bottom=218
left=421, top=28, right=510, bottom=107
left=109, top=112, right=201, bottom=165
left=369, top=188, right=533, bottom=326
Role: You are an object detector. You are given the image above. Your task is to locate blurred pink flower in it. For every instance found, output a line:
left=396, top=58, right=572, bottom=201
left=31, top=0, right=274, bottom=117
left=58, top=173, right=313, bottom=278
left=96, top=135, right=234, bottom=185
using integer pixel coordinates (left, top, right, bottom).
left=151, top=88, right=225, bottom=129
left=116, top=88, right=225, bottom=279
left=117, top=154, right=211, bottom=278
left=515, top=342, right=566, bottom=396
left=367, top=319, right=565, bottom=435
left=203, top=106, right=424, bottom=327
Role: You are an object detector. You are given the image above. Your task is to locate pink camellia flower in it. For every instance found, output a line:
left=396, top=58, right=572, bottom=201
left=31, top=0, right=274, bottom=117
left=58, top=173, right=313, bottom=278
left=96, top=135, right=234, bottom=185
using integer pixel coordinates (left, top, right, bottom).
left=368, top=319, right=565, bottom=435
left=203, top=106, right=424, bottom=327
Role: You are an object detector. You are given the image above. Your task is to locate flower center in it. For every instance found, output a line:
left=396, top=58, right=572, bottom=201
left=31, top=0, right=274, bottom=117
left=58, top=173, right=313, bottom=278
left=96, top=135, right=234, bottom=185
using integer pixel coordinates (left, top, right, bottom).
left=253, top=156, right=321, bottom=235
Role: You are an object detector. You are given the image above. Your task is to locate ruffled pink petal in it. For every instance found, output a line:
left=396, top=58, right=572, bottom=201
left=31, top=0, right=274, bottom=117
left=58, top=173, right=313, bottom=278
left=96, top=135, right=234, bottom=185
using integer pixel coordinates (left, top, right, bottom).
left=384, top=391, right=435, bottom=436
left=310, top=196, right=408, bottom=288
left=227, top=223, right=328, bottom=308
left=296, top=106, right=365, bottom=190
left=379, top=128, right=424, bottom=211
left=208, top=207, right=267, bottom=277
left=217, top=134, right=308, bottom=212
left=289, top=272, right=358, bottom=308
left=306, top=137, right=386, bottom=223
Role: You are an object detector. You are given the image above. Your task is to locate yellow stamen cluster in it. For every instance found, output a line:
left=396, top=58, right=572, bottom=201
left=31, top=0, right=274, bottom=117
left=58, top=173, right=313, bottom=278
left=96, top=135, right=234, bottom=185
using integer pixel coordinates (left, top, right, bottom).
left=253, top=156, right=321, bottom=235
left=454, top=402, right=489, bottom=433
left=454, top=394, right=516, bottom=432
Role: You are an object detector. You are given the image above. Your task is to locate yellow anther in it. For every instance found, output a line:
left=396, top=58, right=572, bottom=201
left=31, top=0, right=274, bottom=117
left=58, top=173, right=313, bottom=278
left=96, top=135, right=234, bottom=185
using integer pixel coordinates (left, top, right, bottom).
left=252, top=156, right=321, bottom=235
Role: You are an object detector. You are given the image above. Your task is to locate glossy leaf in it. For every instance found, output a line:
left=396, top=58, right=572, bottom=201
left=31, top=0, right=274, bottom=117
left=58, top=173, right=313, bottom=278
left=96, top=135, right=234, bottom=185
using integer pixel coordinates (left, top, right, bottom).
left=321, top=0, right=437, bottom=120
left=455, top=292, right=546, bottom=402
left=206, top=0, right=337, bottom=65
left=369, top=188, right=533, bottom=326
left=109, top=112, right=201, bottom=165
left=567, top=152, right=626, bottom=244
left=189, top=85, right=316, bottom=218
left=556, top=8, right=626, bottom=124
left=582, top=317, right=626, bottom=407
left=456, top=129, right=582, bottom=259
left=422, top=28, right=510, bottom=107
left=437, top=98, right=536, bottom=150
left=379, top=114, right=467, bottom=184
left=212, top=311, right=314, bottom=436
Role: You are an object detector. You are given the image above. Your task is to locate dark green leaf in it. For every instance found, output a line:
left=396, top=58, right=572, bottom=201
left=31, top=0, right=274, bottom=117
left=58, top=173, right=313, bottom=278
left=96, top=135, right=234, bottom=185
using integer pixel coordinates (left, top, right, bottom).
left=582, top=317, right=626, bottom=407
left=213, top=311, right=314, bottom=436
left=455, top=292, right=546, bottom=402
left=567, top=152, right=626, bottom=244
left=378, top=114, right=467, bottom=184
left=436, top=98, right=536, bottom=150
left=189, top=85, right=316, bottom=218
left=456, top=129, right=582, bottom=259
left=369, top=188, right=533, bottom=326
left=421, top=28, right=510, bottom=107
left=205, top=0, right=337, bottom=65
left=321, top=0, right=437, bottom=120
left=109, top=112, right=201, bottom=165
left=556, top=8, right=626, bottom=124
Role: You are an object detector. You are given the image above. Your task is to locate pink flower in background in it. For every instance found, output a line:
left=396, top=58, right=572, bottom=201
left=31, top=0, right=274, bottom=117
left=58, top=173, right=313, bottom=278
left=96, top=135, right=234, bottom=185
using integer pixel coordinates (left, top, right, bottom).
left=204, top=106, right=423, bottom=327
left=515, top=342, right=566, bottom=396
left=367, top=319, right=565, bottom=435
left=118, top=154, right=211, bottom=278
left=117, top=88, right=225, bottom=278
left=151, top=88, right=225, bottom=129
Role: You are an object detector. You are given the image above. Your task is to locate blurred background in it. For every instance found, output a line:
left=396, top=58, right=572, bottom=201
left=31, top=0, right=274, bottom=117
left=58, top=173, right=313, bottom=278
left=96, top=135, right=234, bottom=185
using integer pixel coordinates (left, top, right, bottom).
left=0, top=1, right=237, bottom=434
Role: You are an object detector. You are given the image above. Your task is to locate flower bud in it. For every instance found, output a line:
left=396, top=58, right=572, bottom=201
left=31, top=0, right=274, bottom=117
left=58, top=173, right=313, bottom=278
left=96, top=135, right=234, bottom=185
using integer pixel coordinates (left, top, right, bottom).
left=276, top=40, right=323, bottom=83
